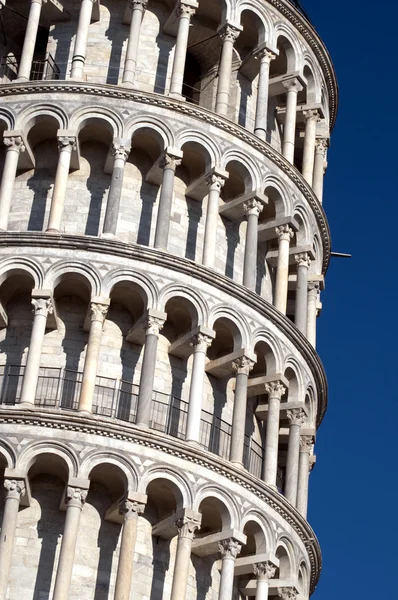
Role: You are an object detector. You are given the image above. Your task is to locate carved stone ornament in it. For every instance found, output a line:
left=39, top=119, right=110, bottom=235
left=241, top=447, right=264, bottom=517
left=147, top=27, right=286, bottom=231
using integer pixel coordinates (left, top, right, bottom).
left=243, top=198, right=263, bottom=218
left=119, top=498, right=146, bottom=519
left=90, top=302, right=109, bottom=323
left=278, top=586, right=298, bottom=600
left=175, top=515, right=201, bottom=539
left=145, top=315, right=165, bottom=336
left=57, top=136, right=76, bottom=153
left=161, top=153, right=183, bottom=171
left=111, top=143, right=131, bottom=162
left=218, top=538, right=242, bottom=559
left=256, top=49, right=277, bottom=64
left=4, top=478, right=26, bottom=499
left=66, top=486, right=88, bottom=505
left=219, top=24, right=241, bottom=44
left=287, top=407, right=306, bottom=426
left=300, top=435, right=314, bottom=454
left=206, top=173, right=226, bottom=191
left=265, top=380, right=286, bottom=400
left=315, top=138, right=328, bottom=155
left=4, top=136, right=25, bottom=153
left=295, top=252, right=311, bottom=269
left=32, top=297, right=53, bottom=318
left=232, top=356, right=254, bottom=376
left=190, top=333, right=212, bottom=353
left=253, top=560, right=277, bottom=581
left=275, top=224, right=294, bottom=242
left=176, top=2, right=197, bottom=20
left=303, top=109, right=321, bottom=122
left=128, top=0, right=148, bottom=10
left=282, top=78, right=303, bottom=94
left=308, top=281, right=320, bottom=298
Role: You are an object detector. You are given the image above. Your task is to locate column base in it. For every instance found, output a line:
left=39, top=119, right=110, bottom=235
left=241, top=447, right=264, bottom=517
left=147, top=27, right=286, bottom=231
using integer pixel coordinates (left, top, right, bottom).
left=168, top=92, right=185, bottom=101
left=46, top=228, right=61, bottom=234
left=15, top=77, right=29, bottom=83
left=100, top=232, right=115, bottom=240
left=186, top=439, right=201, bottom=449
left=18, top=402, right=35, bottom=410
left=120, top=81, right=137, bottom=89
left=230, top=460, right=244, bottom=469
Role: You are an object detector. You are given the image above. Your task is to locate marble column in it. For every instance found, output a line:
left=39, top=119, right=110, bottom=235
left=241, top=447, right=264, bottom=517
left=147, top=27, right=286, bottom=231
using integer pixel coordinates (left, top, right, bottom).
left=294, top=252, right=311, bottom=334
left=170, top=513, right=201, bottom=600
left=186, top=333, right=213, bottom=444
left=102, top=142, right=131, bottom=238
left=284, top=408, right=306, bottom=506
left=254, top=50, right=276, bottom=141
left=114, top=497, right=146, bottom=600
left=306, top=282, right=320, bottom=348
left=19, top=296, right=53, bottom=407
left=274, top=225, right=293, bottom=314
left=202, top=172, right=226, bottom=268
left=78, top=301, right=109, bottom=413
left=254, top=561, right=276, bottom=600
left=169, top=1, right=198, bottom=99
left=230, top=357, right=254, bottom=466
left=47, top=136, right=76, bottom=233
left=215, top=24, right=241, bottom=116
left=17, top=0, right=45, bottom=81
left=296, top=435, right=314, bottom=518
left=218, top=538, right=242, bottom=600
left=278, top=586, right=298, bottom=600
left=122, top=0, right=148, bottom=86
left=135, top=314, right=165, bottom=427
left=0, top=479, right=26, bottom=600
left=154, top=150, right=183, bottom=250
left=263, top=381, right=286, bottom=487
left=243, top=198, right=263, bottom=290
left=0, top=135, right=25, bottom=231
left=52, top=486, right=88, bottom=600
left=70, top=0, right=96, bottom=80
left=282, top=79, right=303, bottom=164
left=312, top=139, right=328, bottom=202
left=302, top=110, right=320, bottom=185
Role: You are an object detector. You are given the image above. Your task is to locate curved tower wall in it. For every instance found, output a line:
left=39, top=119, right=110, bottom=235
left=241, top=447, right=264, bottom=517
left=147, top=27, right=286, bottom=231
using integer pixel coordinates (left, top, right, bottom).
left=0, top=1, right=337, bottom=599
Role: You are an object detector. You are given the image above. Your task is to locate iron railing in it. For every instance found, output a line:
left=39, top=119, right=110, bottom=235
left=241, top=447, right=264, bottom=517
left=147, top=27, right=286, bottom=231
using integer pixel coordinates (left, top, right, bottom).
left=0, top=364, right=284, bottom=486
left=0, top=53, right=60, bottom=82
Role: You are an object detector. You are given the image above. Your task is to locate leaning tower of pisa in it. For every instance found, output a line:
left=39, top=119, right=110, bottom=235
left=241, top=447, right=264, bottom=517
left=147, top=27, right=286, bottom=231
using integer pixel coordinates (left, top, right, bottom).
left=0, top=1, right=337, bottom=599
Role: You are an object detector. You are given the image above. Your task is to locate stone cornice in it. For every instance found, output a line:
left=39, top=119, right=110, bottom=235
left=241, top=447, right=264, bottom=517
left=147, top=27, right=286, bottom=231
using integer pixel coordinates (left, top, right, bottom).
left=268, top=0, right=338, bottom=129
left=0, top=82, right=331, bottom=273
left=0, top=406, right=322, bottom=593
left=0, top=232, right=328, bottom=426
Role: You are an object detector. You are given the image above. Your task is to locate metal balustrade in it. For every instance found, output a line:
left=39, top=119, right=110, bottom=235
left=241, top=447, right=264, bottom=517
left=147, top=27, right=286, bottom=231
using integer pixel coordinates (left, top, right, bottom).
left=0, top=364, right=283, bottom=486
left=0, top=53, right=60, bottom=82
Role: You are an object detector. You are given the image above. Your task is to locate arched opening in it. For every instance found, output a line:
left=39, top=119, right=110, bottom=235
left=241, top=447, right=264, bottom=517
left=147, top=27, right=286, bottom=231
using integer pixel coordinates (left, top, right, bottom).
left=241, top=520, right=267, bottom=557
left=275, top=542, right=292, bottom=579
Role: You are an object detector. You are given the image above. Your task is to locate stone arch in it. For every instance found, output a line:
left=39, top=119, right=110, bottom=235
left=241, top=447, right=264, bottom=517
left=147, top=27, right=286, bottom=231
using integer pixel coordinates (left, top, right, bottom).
left=241, top=510, right=274, bottom=553
left=262, top=175, right=292, bottom=218
left=305, top=384, right=317, bottom=425
left=18, top=103, right=68, bottom=134
left=103, top=269, right=157, bottom=308
left=312, top=232, right=323, bottom=273
left=303, top=56, right=322, bottom=104
left=298, top=559, right=310, bottom=595
left=209, top=305, right=249, bottom=350
left=70, top=106, right=123, bottom=138
left=139, top=466, right=192, bottom=509
left=272, top=25, right=301, bottom=73
left=0, top=107, right=15, bottom=131
left=0, top=257, right=44, bottom=289
left=0, top=438, right=17, bottom=469
left=177, top=129, right=220, bottom=168
left=275, top=536, right=296, bottom=578
left=222, top=149, right=260, bottom=194
left=251, top=329, right=283, bottom=374
left=237, top=4, right=268, bottom=45
left=159, top=284, right=208, bottom=326
left=283, top=357, right=304, bottom=403
left=17, top=441, right=79, bottom=479
left=293, top=204, right=312, bottom=245
left=194, top=485, right=238, bottom=530
left=44, top=261, right=101, bottom=296
left=79, top=451, right=138, bottom=493
left=126, top=116, right=174, bottom=149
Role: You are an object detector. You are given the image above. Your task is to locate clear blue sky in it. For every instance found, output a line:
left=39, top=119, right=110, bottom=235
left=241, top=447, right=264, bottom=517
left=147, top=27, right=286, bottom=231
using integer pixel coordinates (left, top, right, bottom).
left=303, top=1, right=398, bottom=597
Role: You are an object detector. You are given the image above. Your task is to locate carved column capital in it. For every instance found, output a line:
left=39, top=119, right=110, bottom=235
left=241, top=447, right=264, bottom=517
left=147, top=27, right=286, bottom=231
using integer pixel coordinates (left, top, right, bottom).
left=243, top=198, right=263, bottom=218
left=219, top=23, right=241, bottom=44
left=57, top=136, right=77, bottom=153
left=161, top=152, right=182, bottom=171
left=257, top=49, right=277, bottom=64
left=190, top=333, right=212, bottom=353
left=282, top=78, right=303, bottom=94
left=308, top=281, right=320, bottom=298
left=66, top=486, right=88, bottom=508
left=286, top=407, right=306, bottom=426
left=3, top=135, right=25, bottom=154
left=119, top=498, right=146, bottom=519
left=303, top=108, right=321, bottom=122
left=315, top=138, right=328, bottom=155
left=253, top=560, right=276, bottom=581
left=232, top=356, right=254, bottom=376
left=128, top=0, right=148, bottom=10
left=265, top=380, right=286, bottom=400
left=218, top=537, right=242, bottom=559
left=175, top=514, right=201, bottom=539
left=300, top=435, right=314, bottom=454
left=295, top=252, right=311, bottom=269
left=177, top=2, right=197, bottom=20
left=90, top=302, right=109, bottom=324
left=32, top=297, right=53, bottom=318
left=275, top=224, right=294, bottom=242
left=206, top=173, right=226, bottom=191
left=145, top=315, right=165, bottom=337
left=278, top=587, right=298, bottom=600
left=111, top=142, right=131, bottom=162
left=4, top=478, right=26, bottom=500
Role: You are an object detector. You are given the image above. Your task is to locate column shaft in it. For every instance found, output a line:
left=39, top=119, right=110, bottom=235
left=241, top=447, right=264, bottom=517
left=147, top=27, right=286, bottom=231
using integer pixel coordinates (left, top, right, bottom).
left=243, top=199, right=262, bottom=290
left=296, top=436, right=313, bottom=518
left=306, top=283, right=319, bottom=348
left=136, top=315, right=164, bottom=427
left=170, top=515, right=201, bottom=600
left=295, top=253, right=310, bottom=334
left=19, top=297, right=52, bottom=406
left=169, top=3, right=197, bottom=98
left=202, top=174, right=225, bottom=268
left=262, top=382, right=286, bottom=487
left=215, top=25, right=240, bottom=116
left=52, top=487, right=87, bottom=600
left=154, top=152, right=182, bottom=250
left=285, top=409, right=306, bottom=506
left=254, top=51, right=274, bottom=140
left=17, top=0, right=43, bottom=81
left=0, top=480, right=25, bottom=600
left=253, top=561, right=276, bottom=600
left=218, top=539, right=241, bottom=600
left=47, top=137, right=76, bottom=233
left=102, top=143, right=130, bottom=237
left=185, top=334, right=212, bottom=443
left=230, top=357, right=253, bottom=465
left=71, top=0, right=95, bottom=80
left=274, top=226, right=293, bottom=314
left=0, top=137, right=25, bottom=231
left=302, top=110, right=319, bottom=184
left=114, top=499, right=145, bottom=600
left=122, top=0, right=147, bottom=86
left=78, top=302, right=109, bottom=413
left=282, top=80, right=302, bottom=164
left=312, top=139, right=327, bottom=202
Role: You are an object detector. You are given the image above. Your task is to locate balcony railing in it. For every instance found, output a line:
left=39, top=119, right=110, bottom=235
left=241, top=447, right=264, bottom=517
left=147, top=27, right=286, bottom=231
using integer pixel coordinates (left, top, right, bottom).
left=0, top=364, right=283, bottom=487
left=0, top=53, right=60, bottom=82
